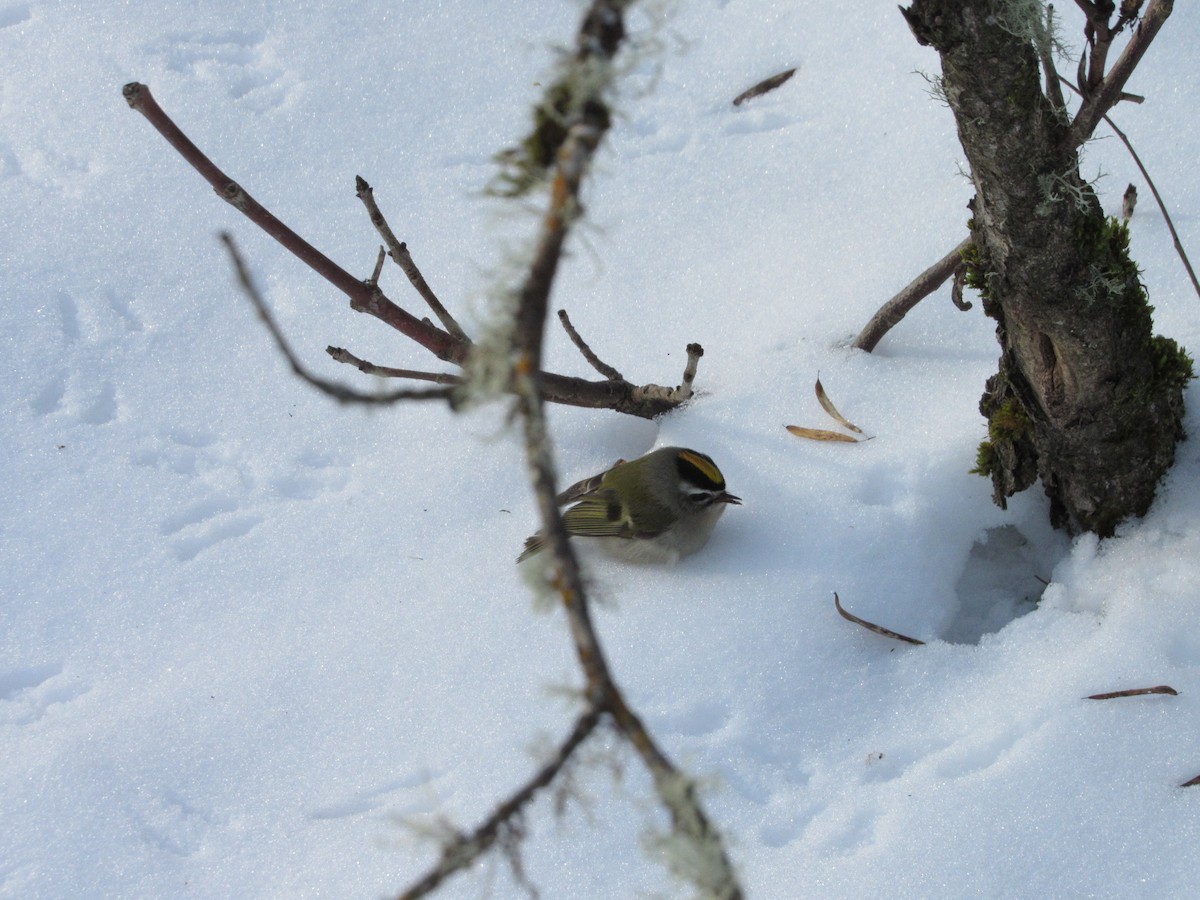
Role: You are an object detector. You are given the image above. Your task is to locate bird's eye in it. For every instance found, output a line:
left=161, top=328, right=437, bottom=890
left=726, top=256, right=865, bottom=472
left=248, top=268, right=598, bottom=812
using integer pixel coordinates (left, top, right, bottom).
left=687, top=491, right=711, bottom=504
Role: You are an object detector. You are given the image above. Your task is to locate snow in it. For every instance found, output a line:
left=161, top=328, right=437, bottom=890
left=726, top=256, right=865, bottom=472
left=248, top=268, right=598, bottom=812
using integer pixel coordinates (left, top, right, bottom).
left=3, top=1, right=1200, bottom=897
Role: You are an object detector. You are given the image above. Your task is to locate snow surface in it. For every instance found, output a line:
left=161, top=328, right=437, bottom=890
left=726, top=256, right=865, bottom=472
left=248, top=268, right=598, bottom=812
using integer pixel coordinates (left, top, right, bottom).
left=3, top=1, right=1200, bottom=897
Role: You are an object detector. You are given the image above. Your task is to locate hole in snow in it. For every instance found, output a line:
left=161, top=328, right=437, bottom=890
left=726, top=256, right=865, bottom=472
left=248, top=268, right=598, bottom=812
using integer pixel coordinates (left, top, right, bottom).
left=944, top=525, right=1064, bottom=644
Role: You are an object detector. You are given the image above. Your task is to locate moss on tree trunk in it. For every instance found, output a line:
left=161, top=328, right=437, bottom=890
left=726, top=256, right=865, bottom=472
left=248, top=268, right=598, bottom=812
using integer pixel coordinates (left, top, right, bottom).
left=905, top=0, right=1190, bottom=536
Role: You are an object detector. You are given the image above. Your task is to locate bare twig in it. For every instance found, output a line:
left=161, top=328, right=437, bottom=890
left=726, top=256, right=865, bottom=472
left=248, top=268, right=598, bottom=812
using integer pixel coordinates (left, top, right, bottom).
left=398, top=707, right=605, bottom=900
left=325, top=347, right=464, bottom=385
left=1058, top=75, right=1199, bottom=300
left=125, top=82, right=705, bottom=419
left=632, top=343, right=705, bottom=405
left=367, top=246, right=387, bottom=286
left=673, top=342, right=704, bottom=403
left=1068, top=0, right=1172, bottom=148
left=1041, top=5, right=1068, bottom=114
left=557, top=309, right=625, bottom=380
left=1085, top=685, right=1178, bottom=700
left=732, top=67, right=797, bottom=106
left=1101, top=113, right=1200, bottom=299
left=355, top=175, right=472, bottom=344
left=834, top=593, right=926, bottom=645
left=220, top=233, right=453, bottom=405
left=852, top=238, right=971, bottom=352
left=123, top=82, right=463, bottom=364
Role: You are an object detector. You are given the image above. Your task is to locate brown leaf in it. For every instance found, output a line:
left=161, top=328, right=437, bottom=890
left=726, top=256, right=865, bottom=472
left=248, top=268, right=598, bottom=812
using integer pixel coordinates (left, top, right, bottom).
left=1085, top=685, right=1179, bottom=700
left=733, top=68, right=797, bottom=106
left=785, top=426, right=861, bottom=443
left=834, top=593, right=925, bottom=645
left=815, top=377, right=863, bottom=434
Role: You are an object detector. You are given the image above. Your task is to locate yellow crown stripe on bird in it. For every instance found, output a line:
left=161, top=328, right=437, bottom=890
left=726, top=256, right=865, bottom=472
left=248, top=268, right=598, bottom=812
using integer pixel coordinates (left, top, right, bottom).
left=675, top=449, right=726, bottom=490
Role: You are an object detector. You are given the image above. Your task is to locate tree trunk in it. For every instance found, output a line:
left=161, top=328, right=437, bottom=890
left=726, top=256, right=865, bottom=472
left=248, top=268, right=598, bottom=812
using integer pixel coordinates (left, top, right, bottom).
left=903, top=0, right=1191, bottom=536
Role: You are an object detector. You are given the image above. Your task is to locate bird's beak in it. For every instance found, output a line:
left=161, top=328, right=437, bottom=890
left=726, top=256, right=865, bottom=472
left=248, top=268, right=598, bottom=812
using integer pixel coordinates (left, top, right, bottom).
left=717, top=492, right=742, bottom=506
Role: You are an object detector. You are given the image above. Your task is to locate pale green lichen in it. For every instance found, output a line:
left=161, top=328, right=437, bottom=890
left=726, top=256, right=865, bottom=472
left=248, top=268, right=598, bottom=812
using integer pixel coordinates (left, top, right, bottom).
left=992, top=0, right=1068, bottom=61
left=641, top=772, right=740, bottom=900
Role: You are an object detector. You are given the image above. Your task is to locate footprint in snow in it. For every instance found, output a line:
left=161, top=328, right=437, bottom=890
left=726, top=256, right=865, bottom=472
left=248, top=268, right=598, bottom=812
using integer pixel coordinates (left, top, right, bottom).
left=0, top=663, right=90, bottom=726
left=139, top=29, right=299, bottom=112
left=134, top=431, right=351, bottom=561
left=310, top=770, right=443, bottom=821
left=28, top=288, right=122, bottom=425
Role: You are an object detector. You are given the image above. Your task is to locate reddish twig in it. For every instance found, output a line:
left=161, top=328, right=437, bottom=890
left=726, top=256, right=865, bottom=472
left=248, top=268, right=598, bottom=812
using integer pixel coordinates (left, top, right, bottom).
left=355, top=176, right=471, bottom=344
left=124, top=82, right=703, bottom=419
left=123, top=82, right=463, bottom=364
left=1101, top=114, right=1200, bottom=300
left=221, top=233, right=452, bottom=405
left=398, top=707, right=605, bottom=900
left=558, top=309, right=624, bottom=380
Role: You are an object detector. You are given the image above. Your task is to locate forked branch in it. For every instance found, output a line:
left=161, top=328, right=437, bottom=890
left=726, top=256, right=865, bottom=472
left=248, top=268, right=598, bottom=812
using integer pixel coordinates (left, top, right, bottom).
left=221, top=232, right=453, bottom=405
left=124, top=81, right=704, bottom=419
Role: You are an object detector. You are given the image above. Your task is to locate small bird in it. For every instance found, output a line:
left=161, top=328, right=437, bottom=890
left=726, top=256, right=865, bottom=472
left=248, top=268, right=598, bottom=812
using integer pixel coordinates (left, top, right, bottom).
left=518, top=447, right=741, bottom=564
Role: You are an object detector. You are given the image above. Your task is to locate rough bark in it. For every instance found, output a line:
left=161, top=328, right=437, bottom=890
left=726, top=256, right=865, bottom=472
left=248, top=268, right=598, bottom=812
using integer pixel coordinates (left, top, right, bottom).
left=904, top=0, right=1190, bottom=536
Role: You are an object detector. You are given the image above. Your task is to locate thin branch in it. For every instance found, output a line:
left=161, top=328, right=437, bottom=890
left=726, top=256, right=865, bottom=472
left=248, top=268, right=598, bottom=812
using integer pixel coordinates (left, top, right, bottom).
left=355, top=175, right=472, bottom=344
left=126, top=81, right=702, bottom=420
left=220, top=233, right=453, bottom=405
left=852, top=238, right=971, bottom=352
left=325, top=347, right=464, bottom=385
left=1101, top=113, right=1200, bottom=299
left=1058, top=75, right=1199, bottom=300
left=1081, top=0, right=1115, bottom=96
left=632, top=343, right=705, bottom=404
left=397, top=707, right=605, bottom=900
left=1040, top=4, right=1068, bottom=114
left=557, top=309, right=625, bottom=380
left=674, top=342, right=704, bottom=403
left=367, top=245, right=386, bottom=286
left=123, top=82, right=463, bottom=365
left=1068, top=0, right=1173, bottom=149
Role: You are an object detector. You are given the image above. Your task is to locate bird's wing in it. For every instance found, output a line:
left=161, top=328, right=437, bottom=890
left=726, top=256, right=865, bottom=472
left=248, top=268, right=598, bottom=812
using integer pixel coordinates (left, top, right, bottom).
left=561, top=489, right=640, bottom=538
left=555, top=459, right=626, bottom=506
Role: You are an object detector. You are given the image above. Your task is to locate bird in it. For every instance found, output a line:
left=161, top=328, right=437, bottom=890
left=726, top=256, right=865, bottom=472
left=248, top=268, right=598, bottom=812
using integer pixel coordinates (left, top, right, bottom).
left=518, top=446, right=741, bottom=564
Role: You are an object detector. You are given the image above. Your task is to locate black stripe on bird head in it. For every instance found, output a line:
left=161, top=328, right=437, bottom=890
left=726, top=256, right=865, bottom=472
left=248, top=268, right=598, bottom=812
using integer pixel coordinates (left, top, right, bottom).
left=675, top=449, right=726, bottom=491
